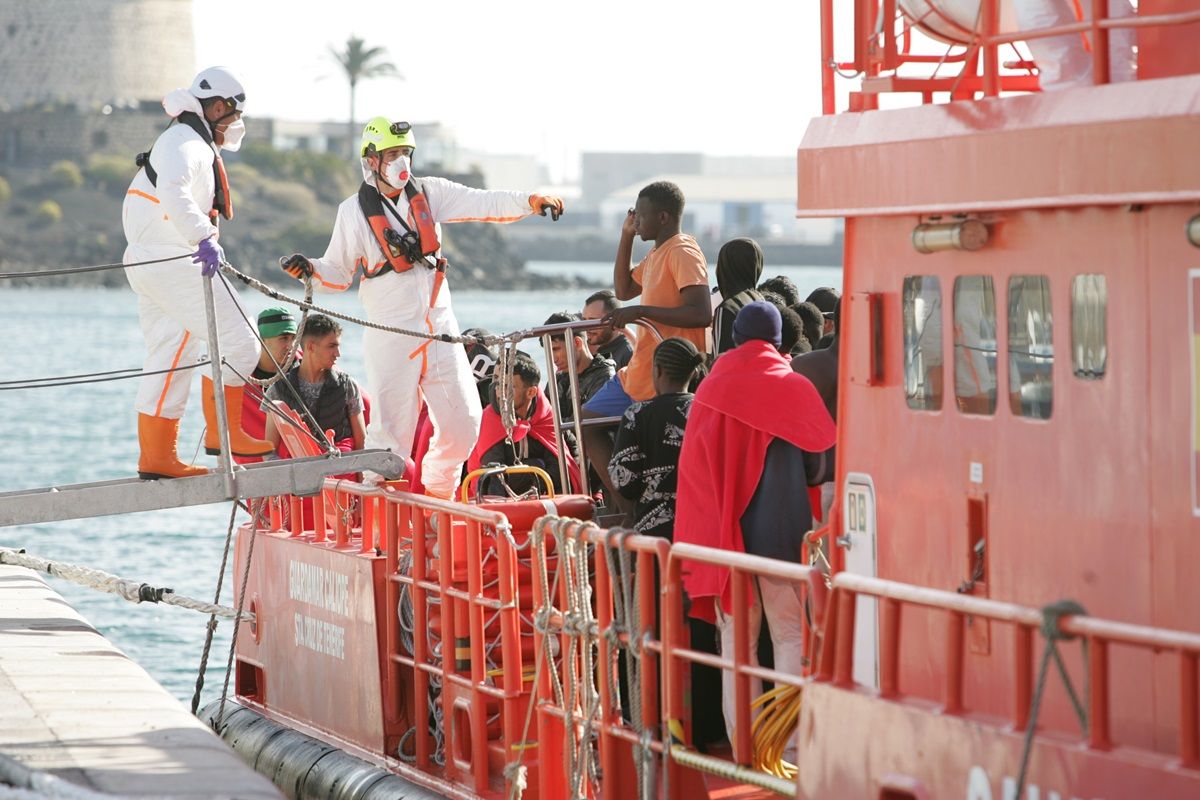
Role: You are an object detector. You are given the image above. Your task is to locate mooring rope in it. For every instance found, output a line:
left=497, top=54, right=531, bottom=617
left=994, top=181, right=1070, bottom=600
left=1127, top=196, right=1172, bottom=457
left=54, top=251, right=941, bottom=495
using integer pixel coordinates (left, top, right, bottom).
left=0, top=547, right=250, bottom=622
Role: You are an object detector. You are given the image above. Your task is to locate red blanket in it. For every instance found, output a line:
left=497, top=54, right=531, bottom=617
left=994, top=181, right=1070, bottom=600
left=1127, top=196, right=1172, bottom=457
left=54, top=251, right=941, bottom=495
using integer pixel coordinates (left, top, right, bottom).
left=467, top=388, right=581, bottom=492
left=675, top=340, right=836, bottom=621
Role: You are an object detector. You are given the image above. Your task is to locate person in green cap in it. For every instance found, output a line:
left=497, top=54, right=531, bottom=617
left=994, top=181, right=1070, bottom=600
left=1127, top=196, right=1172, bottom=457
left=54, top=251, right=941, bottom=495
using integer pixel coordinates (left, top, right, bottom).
left=233, top=306, right=298, bottom=464
left=277, top=117, right=564, bottom=499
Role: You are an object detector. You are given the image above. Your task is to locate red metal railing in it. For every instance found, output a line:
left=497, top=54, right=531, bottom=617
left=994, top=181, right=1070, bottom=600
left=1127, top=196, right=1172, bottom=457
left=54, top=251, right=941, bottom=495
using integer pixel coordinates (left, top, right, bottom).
left=821, top=0, right=1200, bottom=113
left=529, top=519, right=672, bottom=799
left=818, top=572, right=1200, bottom=767
left=527, top=519, right=830, bottom=798
left=663, top=545, right=826, bottom=767
left=248, top=491, right=1200, bottom=796
left=258, top=480, right=532, bottom=798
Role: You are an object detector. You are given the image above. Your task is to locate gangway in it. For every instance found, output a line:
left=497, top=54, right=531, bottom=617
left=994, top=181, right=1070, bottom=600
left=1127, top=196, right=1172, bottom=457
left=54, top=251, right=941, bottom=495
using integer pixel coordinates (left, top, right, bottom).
left=0, top=449, right=404, bottom=528
left=0, top=268, right=405, bottom=528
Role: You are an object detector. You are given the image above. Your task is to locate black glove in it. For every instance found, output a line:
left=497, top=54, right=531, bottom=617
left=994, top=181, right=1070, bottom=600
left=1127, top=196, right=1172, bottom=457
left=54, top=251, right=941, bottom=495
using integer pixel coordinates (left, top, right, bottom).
left=280, top=254, right=313, bottom=280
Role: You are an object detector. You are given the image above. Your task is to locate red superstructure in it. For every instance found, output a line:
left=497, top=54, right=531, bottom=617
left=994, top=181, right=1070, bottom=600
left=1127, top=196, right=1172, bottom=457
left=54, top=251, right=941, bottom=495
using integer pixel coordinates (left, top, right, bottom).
left=216, top=4, right=1200, bottom=799
left=795, top=1, right=1200, bottom=797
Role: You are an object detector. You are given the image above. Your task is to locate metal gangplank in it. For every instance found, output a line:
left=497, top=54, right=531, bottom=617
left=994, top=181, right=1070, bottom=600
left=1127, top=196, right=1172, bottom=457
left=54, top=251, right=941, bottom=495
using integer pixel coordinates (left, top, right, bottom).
left=0, top=449, right=405, bottom=528
left=0, top=270, right=404, bottom=529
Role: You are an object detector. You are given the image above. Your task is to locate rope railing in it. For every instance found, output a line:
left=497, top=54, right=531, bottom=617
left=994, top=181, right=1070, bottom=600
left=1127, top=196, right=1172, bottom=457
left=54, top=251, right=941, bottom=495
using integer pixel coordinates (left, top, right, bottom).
left=0, top=546, right=253, bottom=623
left=0, top=360, right=211, bottom=391
left=0, top=254, right=189, bottom=280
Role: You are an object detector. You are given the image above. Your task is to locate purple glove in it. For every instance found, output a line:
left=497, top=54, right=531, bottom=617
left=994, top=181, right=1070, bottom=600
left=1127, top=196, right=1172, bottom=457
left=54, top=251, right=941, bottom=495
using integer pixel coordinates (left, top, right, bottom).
left=193, top=236, right=225, bottom=278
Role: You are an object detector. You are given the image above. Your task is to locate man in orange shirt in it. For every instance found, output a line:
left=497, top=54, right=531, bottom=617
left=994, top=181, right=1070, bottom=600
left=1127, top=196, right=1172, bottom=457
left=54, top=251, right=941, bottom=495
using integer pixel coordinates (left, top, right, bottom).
left=582, top=181, right=711, bottom=505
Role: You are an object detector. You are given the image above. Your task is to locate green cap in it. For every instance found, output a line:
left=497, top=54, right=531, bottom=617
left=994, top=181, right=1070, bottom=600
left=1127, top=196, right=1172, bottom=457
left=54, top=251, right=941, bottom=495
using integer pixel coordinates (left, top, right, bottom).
left=257, top=307, right=297, bottom=338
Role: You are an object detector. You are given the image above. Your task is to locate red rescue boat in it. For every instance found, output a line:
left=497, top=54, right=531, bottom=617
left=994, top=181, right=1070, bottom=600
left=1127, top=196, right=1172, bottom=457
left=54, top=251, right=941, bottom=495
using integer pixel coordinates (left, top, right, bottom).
left=206, top=3, right=1200, bottom=798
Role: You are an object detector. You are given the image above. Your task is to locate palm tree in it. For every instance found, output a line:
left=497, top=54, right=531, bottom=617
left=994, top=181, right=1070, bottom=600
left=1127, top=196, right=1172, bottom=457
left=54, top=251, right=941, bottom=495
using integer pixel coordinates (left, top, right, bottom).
left=330, top=36, right=401, bottom=159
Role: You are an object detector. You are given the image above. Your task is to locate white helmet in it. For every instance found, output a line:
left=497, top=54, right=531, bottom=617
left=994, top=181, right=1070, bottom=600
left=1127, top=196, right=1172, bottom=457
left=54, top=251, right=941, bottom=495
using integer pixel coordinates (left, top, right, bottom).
left=189, top=66, right=246, bottom=113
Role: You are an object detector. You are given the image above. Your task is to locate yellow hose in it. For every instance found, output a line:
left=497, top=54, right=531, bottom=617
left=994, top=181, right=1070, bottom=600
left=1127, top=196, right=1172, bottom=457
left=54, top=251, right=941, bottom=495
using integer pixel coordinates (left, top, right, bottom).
left=750, top=684, right=802, bottom=779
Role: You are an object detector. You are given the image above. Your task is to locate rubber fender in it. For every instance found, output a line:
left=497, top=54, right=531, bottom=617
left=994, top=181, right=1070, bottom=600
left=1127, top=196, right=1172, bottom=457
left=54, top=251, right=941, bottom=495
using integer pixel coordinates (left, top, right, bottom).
left=202, top=700, right=444, bottom=800
left=271, top=737, right=338, bottom=798
left=301, top=749, right=396, bottom=800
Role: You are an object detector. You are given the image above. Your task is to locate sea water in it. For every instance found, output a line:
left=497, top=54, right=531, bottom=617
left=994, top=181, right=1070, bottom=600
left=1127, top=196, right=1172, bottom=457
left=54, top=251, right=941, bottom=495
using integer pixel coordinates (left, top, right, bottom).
left=0, top=261, right=840, bottom=706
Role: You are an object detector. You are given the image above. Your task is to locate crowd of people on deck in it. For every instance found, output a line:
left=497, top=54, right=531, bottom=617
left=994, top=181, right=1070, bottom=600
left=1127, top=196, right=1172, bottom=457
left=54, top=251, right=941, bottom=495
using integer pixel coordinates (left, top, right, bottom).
left=122, top=66, right=842, bottom=754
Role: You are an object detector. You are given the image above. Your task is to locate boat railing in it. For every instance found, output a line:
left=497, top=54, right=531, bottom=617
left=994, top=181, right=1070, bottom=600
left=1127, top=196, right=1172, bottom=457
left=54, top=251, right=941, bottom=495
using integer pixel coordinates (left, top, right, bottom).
left=254, top=478, right=535, bottom=795
left=243, top=490, right=1200, bottom=796
left=819, top=571, right=1200, bottom=768
left=823, top=0, right=1200, bottom=112
left=527, top=517, right=828, bottom=798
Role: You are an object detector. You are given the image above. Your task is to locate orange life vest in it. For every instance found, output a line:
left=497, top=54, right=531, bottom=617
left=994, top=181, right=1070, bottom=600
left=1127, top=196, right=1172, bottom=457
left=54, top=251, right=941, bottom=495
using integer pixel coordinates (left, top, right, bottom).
left=357, top=179, right=440, bottom=279
left=136, top=111, right=233, bottom=222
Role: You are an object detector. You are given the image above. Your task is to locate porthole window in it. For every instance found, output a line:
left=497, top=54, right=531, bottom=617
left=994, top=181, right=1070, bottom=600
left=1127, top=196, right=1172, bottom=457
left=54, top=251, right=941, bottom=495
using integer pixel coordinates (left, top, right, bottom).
left=953, top=276, right=998, bottom=415
left=1071, top=274, right=1107, bottom=379
left=1008, top=276, right=1053, bottom=419
left=903, top=276, right=943, bottom=411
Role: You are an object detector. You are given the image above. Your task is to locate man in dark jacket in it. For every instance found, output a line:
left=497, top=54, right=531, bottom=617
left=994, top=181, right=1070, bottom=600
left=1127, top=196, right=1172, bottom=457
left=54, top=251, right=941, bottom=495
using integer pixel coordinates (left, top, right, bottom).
left=582, top=289, right=635, bottom=369
left=544, top=311, right=616, bottom=423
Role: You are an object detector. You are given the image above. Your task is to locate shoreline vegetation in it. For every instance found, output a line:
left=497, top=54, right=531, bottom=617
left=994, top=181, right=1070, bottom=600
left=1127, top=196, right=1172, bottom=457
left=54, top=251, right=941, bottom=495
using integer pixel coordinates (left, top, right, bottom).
left=0, top=143, right=600, bottom=291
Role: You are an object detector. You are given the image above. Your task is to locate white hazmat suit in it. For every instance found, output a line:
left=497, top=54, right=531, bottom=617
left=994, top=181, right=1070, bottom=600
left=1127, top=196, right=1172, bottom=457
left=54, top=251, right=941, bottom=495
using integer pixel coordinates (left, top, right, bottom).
left=123, top=68, right=268, bottom=478
left=123, top=90, right=258, bottom=417
left=304, top=177, right=535, bottom=499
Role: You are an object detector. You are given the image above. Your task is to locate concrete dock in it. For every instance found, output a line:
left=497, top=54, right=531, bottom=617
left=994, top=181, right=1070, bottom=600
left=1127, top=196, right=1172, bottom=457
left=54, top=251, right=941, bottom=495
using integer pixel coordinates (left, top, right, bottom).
left=0, top=564, right=281, bottom=798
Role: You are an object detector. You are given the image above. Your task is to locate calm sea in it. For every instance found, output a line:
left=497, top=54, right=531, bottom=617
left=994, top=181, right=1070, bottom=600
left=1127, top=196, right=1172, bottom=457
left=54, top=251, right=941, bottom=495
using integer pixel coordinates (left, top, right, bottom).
left=0, top=260, right=841, bottom=706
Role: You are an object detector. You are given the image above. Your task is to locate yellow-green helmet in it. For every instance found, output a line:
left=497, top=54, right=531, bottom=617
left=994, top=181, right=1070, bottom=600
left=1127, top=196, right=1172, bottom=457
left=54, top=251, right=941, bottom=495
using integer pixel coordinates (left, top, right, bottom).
left=361, top=116, right=415, bottom=157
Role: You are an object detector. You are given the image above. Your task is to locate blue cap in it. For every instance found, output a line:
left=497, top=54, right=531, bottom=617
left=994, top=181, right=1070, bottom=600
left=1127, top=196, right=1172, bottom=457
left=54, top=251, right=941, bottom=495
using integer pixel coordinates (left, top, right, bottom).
left=733, top=301, right=783, bottom=347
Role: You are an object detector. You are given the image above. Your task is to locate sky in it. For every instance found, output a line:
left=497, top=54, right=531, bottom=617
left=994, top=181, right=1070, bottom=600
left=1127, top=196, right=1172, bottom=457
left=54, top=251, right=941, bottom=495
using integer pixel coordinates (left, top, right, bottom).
left=193, top=0, right=831, bottom=181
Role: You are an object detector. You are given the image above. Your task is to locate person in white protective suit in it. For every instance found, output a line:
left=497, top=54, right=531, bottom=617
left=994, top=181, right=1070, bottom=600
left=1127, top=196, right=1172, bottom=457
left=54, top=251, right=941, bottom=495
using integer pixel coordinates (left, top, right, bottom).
left=123, top=66, right=272, bottom=480
left=279, top=117, right=564, bottom=499
left=1012, top=0, right=1136, bottom=90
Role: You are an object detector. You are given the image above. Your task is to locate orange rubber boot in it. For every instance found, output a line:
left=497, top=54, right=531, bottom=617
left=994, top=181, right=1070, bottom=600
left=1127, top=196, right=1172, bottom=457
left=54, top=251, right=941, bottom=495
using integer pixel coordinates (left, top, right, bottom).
left=137, top=413, right=208, bottom=480
left=202, top=377, right=274, bottom=457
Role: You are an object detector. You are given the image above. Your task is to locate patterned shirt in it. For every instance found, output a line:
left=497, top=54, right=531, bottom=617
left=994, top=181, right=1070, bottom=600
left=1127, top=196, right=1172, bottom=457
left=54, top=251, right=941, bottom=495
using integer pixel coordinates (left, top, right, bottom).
left=608, top=392, right=693, bottom=539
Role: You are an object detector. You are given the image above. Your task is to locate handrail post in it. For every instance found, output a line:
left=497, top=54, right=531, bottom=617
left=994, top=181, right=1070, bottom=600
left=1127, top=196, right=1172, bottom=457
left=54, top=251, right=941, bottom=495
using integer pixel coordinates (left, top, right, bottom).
left=731, top=568, right=753, bottom=766
left=594, top=530, right=619, bottom=790
left=821, top=0, right=836, bottom=114
left=1088, top=636, right=1111, bottom=749
left=1013, top=624, right=1033, bottom=730
left=879, top=597, right=900, bottom=698
left=943, top=611, right=965, bottom=714
left=1181, top=652, right=1199, bottom=768
left=202, top=272, right=235, bottom=496
left=982, top=0, right=1001, bottom=96
left=1091, top=0, right=1111, bottom=85
left=540, top=333, right=573, bottom=495
left=561, top=329, right=590, bottom=496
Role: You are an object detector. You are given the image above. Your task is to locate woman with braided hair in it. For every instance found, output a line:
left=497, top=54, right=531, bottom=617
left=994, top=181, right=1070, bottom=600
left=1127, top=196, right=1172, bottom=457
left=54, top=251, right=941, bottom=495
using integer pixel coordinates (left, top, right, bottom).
left=608, top=337, right=705, bottom=539
left=609, top=337, right=727, bottom=748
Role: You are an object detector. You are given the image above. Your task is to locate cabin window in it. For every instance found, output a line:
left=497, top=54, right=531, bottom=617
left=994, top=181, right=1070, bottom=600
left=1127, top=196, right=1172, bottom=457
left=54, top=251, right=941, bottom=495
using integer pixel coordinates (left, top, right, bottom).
left=902, top=276, right=943, bottom=410
left=953, top=276, right=998, bottom=415
left=1008, top=275, right=1054, bottom=419
left=1071, top=274, right=1107, bottom=379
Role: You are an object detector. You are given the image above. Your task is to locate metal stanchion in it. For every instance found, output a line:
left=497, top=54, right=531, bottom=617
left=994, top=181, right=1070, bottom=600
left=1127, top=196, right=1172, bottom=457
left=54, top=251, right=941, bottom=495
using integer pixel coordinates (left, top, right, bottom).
left=203, top=271, right=236, bottom=497
left=561, top=332, right=591, bottom=497
left=541, top=332, right=573, bottom=495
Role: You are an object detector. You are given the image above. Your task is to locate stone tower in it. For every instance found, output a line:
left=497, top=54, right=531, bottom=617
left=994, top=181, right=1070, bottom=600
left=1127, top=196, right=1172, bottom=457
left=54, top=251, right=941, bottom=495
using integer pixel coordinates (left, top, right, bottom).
left=0, top=0, right=195, bottom=109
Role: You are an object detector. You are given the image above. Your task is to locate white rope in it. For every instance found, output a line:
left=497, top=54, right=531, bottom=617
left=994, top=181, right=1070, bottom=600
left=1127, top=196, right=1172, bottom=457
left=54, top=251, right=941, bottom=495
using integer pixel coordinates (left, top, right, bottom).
left=0, top=548, right=252, bottom=623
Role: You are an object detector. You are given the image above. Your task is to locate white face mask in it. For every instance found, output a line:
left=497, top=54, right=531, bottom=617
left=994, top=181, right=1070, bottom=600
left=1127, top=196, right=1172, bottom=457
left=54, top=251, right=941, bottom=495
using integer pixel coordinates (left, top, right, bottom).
left=219, top=118, right=246, bottom=152
left=383, top=155, right=411, bottom=188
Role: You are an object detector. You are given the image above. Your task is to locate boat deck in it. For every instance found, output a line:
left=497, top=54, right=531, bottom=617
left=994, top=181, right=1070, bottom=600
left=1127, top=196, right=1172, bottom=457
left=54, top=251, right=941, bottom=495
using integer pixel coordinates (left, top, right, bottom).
left=0, top=563, right=281, bottom=798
